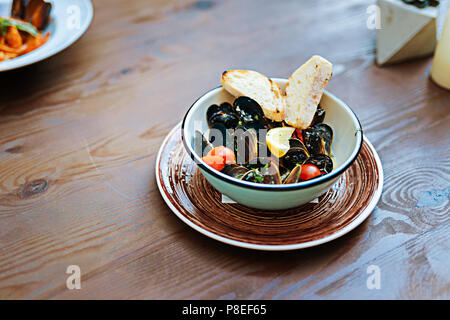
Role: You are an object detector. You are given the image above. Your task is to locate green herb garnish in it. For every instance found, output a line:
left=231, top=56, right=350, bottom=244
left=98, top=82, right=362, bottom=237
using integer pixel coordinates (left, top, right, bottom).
left=0, top=17, right=38, bottom=37
left=253, top=169, right=264, bottom=183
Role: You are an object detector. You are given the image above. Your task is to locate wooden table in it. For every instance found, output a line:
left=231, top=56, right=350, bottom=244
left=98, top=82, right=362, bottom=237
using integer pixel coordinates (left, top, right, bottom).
left=0, top=0, right=449, bottom=300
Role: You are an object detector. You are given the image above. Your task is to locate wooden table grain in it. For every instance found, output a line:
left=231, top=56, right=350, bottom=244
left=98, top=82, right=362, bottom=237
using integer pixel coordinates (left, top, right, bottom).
left=0, top=0, right=449, bottom=300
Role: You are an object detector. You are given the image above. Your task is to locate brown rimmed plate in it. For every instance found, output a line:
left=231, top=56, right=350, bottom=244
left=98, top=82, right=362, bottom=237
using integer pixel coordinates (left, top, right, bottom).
left=156, top=123, right=383, bottom=251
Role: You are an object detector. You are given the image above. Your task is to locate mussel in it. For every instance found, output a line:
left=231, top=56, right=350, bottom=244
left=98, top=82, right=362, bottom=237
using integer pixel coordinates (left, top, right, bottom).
left=279, top=165, right=291, bottom=182
left=240, top=169, right=264, bottom=183
left=206, top=102, right=240, bottom=148
left=233, top=126, right=259, bottom=164
left=205, top=97, right=269, bottom=162
left=11, top=0, right=52, bottom=30
left=207, top=104, right=240, bottom=131
left=280, top=138, right=310, bottom=170
left=310, top=105, right=326, bottom=126
left=207, top=102, right=237, bottom=123
left=304, top=154, right=333, bottom=174
left=221, top=164, right=249, bottom=179
left=240, top=166, right=282, bottom=185
left=283, top=164, right=302, bottom=184
left=206, top=123, right=230, bottom=148
left=202, top=95, right=334, bottom=185
left=207, top=102, right=230, bottom=118
left=11, top=0, right=25, bottom=19
left=260, top=161, right=282, bottom=184
left=302, top=123, right=333, bottom=156
left=233, top=97, right=267, bottom=131
left=222, top=159, right=282, bottom=185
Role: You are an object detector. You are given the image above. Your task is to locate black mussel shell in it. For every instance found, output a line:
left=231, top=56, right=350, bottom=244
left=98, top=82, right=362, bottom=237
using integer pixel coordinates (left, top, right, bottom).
left=313, top=123, right=333, bottom=155
left=206, top=104, right=220, bottom=122
left=283, top=164, right=302, bottom=184
left=281, top=147, right=309, bottom=170
left=206, top=102, right=236, bottom=122
left=207, top=102, right=240, bottom=138
left=310, top=106, right=326, bottom=126
left=194, top=130, right=213, bottom=157
left=289, top=138, right=308, bottom=150
left=302, top=123, right=333, bottom=156
left=279, top=165, right=290, bottom=182
left=221, top=164, right=249, bottom=179
left=208, top=122, right=234, bottom=148
left=304, top=154, right=333, bottom=174
left=219, top=101, right=235, bottom=114
left=208, top=112, right=240, bottom=130
left=233, top=97, right=267, bottom=131
left=233, top=126, right=258, bottom=164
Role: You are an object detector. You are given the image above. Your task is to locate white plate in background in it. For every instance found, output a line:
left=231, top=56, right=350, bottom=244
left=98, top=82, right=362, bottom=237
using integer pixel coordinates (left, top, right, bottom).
left=0, top=0, right=93, bottom=72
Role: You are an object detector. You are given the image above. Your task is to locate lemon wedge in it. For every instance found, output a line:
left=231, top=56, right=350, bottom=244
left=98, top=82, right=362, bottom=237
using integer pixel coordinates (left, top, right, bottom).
left=266, top=127, right=296, bottom=158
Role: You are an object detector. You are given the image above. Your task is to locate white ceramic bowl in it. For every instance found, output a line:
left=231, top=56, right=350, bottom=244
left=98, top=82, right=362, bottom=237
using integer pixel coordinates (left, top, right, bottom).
left=182, top=78, right=363, bottom=210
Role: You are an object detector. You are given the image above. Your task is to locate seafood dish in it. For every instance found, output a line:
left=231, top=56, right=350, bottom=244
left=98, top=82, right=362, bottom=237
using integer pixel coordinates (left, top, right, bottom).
left=0, top=0, right=52, bottom=61
left=196, top=55, right=336, bottom=185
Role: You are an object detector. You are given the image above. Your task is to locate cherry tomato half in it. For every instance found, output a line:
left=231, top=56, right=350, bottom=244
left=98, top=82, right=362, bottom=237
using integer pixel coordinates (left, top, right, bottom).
left=201, top=155, right=225, bottom=171
left=300, top=164, right=322, bottom=181
left=207, top=146, right=236, bottom=165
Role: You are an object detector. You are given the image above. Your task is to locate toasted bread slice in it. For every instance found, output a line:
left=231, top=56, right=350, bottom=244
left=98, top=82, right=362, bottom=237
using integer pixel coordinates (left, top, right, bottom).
left=285, top=55, right=332, bottom=129
left=221, top=70, right=285, bottom=122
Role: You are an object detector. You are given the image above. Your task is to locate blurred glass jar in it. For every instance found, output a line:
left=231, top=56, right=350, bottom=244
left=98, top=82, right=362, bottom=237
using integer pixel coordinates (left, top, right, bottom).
left=431, top=5, right=450, bottom=90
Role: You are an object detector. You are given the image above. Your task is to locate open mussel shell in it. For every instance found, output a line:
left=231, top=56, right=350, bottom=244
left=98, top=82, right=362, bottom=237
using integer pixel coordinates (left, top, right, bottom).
left=260, top=161, right=282, bottom=184
left=302, top=123, right=333, bottom=156
left=289, top=138, right=308, bottom=150
left=228, top=159, right=281, bottom=185
left=233, top=96, right=267, bottom=131
left=283, top=164, right=302, bottom=184
left=221, top=164, right=249, bottom=179
left=304, top=154, right=334, bottom=174
left=280, top=139, right=310, bottom=170
left=239, top=161, right=282, bottom=185
left=279, top=165, right=290, bottom=182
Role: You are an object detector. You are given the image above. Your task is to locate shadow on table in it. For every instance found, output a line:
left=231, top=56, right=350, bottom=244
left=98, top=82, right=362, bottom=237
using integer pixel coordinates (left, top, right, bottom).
left=0, top=42, right=85, bottom=115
